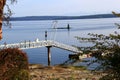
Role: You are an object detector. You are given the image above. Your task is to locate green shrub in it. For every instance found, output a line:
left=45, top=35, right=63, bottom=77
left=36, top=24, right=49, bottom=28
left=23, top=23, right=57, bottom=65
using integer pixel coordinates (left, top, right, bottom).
left=0, top=48, right=29, bottom=80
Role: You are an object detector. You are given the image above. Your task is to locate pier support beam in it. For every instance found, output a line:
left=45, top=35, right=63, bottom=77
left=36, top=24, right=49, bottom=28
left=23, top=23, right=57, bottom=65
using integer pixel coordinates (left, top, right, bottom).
left=47, top=46, right=51, bottom=66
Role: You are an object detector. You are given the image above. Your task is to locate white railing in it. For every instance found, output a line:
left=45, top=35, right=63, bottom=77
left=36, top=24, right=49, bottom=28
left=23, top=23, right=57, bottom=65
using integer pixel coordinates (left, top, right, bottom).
left=0, top=40, right=82, bottom=53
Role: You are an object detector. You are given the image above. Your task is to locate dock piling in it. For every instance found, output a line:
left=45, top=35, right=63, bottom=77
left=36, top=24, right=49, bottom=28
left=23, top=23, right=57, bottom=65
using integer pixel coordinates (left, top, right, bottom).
left=47, top=46, right=51, bottom=66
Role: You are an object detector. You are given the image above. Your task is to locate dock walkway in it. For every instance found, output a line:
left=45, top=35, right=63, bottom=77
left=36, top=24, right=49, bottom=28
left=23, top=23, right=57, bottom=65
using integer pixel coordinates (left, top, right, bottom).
left=0, top=40, right=82, bottom=53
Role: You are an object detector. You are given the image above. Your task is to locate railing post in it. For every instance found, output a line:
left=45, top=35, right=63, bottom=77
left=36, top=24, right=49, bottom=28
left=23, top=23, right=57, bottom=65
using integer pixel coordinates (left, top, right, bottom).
left=24, top=40, right=26, bottom=48
left=29, top=40, right=31, bottom=47
left=19, top=42, right=21, bottom=48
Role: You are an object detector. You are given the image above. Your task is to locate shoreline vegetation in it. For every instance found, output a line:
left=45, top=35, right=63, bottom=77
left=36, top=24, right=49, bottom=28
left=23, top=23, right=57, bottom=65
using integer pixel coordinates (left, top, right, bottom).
left=9, top=14, right=116, bottom=21
left=29, top=64, right=104, bottom=80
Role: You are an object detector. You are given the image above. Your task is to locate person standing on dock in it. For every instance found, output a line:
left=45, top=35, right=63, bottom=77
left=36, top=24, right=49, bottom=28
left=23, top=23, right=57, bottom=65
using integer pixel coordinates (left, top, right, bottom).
left=45, top=31, right=47, bottom=40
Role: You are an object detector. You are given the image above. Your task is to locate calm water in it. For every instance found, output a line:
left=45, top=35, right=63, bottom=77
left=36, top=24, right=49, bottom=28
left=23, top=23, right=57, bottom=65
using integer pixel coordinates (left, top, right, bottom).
left=1, top=18, right=120, bottom=66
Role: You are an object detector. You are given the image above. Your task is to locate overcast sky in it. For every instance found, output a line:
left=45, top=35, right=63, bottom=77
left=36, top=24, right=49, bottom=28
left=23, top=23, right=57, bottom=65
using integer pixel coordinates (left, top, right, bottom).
left=7, top=0, right=120, bottom=17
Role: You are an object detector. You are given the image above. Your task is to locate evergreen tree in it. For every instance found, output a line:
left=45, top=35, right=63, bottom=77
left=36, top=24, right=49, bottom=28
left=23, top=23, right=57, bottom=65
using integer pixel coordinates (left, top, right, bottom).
left=75, top=12, right=120, bottom=79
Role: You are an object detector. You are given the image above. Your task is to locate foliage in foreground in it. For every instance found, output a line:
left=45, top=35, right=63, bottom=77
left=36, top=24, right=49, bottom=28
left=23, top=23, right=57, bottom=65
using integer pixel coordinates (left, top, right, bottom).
left=0, top=48, right=29, bottom=80
left=75, top=30, right=120, bottom=79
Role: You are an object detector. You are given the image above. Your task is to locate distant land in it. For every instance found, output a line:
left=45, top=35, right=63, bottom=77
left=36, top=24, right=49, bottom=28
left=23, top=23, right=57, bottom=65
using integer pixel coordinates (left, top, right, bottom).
left=10, top=14, right=117, bottom=21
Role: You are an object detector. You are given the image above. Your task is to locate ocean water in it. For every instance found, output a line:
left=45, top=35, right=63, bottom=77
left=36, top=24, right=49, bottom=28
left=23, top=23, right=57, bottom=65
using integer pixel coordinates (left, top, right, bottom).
left=1, top=18, right=120, bottom=66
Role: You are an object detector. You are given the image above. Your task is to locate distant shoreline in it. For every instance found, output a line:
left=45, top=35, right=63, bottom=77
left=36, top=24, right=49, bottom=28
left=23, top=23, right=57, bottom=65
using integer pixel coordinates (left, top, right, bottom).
left=9, top=14, right=116, bottom=21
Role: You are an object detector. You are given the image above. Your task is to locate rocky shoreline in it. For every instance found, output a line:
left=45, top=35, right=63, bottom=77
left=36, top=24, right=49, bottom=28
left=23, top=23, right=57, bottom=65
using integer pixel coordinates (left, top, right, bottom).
left=29, top=64, right=104, bottom=80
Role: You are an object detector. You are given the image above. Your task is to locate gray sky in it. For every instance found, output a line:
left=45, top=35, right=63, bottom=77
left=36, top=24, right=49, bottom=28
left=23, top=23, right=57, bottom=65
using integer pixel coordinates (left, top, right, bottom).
left=7, top=0, right=120, bottom=17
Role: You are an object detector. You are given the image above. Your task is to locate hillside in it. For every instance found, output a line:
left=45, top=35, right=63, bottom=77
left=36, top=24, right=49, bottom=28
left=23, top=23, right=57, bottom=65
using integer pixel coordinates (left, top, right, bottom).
left=10, top=14, right=116, bottom=21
